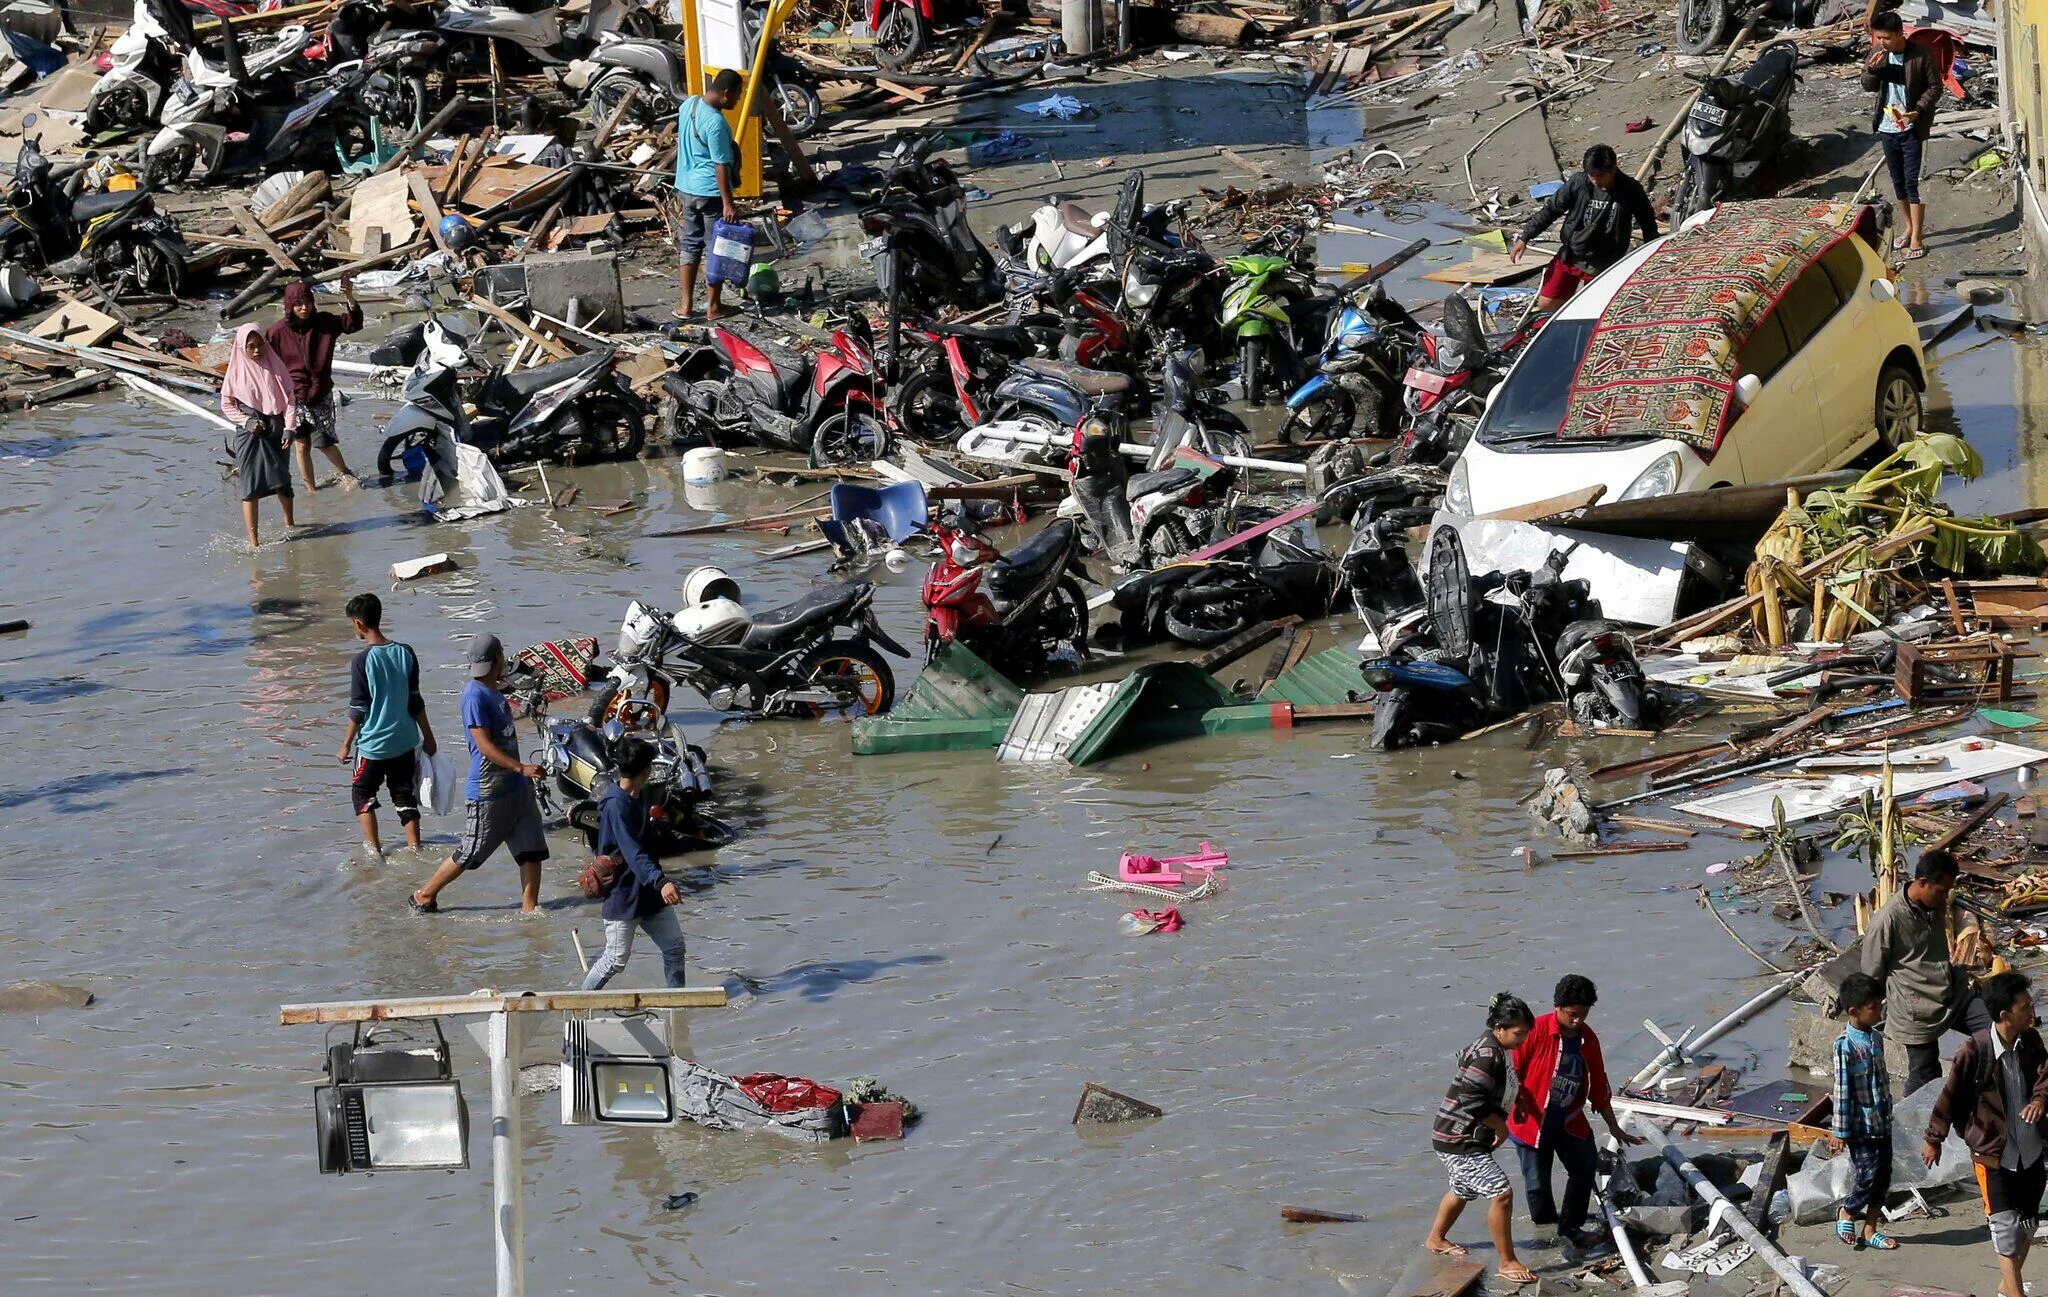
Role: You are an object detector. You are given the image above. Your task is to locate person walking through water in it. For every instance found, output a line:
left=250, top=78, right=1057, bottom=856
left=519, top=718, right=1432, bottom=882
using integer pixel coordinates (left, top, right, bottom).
left=267, top=275, right=363, bottom=490
left=1862, top=2, right=1941, bottom=260
left=1509, top=145, right=1658, bottom=313
left=221, top=324, right=299, bottom=549
left=1426, top=992, right=1539, bottom=1287
left=671, top=68, right=741, bottom=323
left=338, top=592, right=436, bottom=860
left=580, top=735, right=689, bottom=991
left=1507, top=974, right=1645, bottom=1254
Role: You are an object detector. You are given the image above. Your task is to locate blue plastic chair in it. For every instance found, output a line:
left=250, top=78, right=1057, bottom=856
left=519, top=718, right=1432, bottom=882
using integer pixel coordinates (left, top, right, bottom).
left=820, top=481, right=930, bottom=553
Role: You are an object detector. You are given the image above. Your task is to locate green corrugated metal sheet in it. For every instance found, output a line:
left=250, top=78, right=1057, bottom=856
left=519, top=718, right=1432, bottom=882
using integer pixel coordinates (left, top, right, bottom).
left=1065, top=663, right=1242, bottom=766
left=851, top=643, right=1025, bottom=755
left=1258, top=646, right=1367, bottom=707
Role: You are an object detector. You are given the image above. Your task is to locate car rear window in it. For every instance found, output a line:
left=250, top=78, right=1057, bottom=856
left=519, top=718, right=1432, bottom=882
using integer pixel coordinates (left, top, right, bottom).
left=1476, top=317, right=1596, bottom=443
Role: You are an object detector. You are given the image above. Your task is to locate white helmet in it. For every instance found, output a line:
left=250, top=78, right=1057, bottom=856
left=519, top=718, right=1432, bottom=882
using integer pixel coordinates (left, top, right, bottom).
left=683, top=566, right=742, bottom=608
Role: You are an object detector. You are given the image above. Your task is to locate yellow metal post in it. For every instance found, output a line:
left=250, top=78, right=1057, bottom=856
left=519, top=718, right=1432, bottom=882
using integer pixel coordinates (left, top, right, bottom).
left=678, top=0, right=801, bottom=200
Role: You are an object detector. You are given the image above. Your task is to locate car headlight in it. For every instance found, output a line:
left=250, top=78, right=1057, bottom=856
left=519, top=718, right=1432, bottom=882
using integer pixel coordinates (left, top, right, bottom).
left=1618, top=450, right=1682, bottom=502
left=1444, top=457, right=1472, bottom=516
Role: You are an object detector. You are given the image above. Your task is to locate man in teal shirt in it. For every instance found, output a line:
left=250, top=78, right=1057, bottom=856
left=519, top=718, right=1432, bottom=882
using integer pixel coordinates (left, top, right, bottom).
left=674, top=68, right=742, bottom=321
left=338, top=592, right=436, bottom=859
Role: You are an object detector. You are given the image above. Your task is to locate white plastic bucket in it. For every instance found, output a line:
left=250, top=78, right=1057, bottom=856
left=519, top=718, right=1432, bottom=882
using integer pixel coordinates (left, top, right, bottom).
left=0, top=265, right=40, bottom=311
left=681, top=446, right=728, bottom=485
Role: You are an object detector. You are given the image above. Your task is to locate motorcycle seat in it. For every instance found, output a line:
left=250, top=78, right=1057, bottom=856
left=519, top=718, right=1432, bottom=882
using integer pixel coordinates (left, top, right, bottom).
left=1016, top=356, right=1130, bottom=396
left=739, top=583, right=864, bottom=650
left=931, top=320, right=1037, bottom=352
left=70, top=189, right=147, bottom=220
left=1056, top=201, right=1101, bottom=238
left=1125, top=467, right=1198, bottom=499
left=485, top=349, right=611, bottom=402
left=990, top=518, right=1075, bottom=595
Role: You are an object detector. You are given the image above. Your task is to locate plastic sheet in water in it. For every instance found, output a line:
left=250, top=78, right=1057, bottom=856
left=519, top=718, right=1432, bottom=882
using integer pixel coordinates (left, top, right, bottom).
left=1784, top=1083, right=1974, bottom=1223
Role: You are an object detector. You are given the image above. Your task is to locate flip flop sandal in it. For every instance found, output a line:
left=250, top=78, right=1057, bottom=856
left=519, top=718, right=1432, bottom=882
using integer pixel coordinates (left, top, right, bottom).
left=1904, top=248, right=1928, bottom=260
left=1893, top=234, right=1911, bottom=250
left=407, top=894, right=438, bottom=914
left=1496, top=1266, right=1539, bottom=1287
left=1424, top=1242, right=1469, bottom=1258
left=1837, top=1219, right=1863, bottom=1247
left=1866, top=1231, right=1900, bottom=1250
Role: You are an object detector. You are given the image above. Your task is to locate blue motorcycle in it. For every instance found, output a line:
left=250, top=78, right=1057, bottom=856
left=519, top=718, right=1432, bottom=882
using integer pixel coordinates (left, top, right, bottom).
left=1277, top=280, right=1422, bottom=444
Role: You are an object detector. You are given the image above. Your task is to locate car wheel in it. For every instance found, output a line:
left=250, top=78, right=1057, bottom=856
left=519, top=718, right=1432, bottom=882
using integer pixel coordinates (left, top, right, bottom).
left=1876, top=363, right=1923, bottom=448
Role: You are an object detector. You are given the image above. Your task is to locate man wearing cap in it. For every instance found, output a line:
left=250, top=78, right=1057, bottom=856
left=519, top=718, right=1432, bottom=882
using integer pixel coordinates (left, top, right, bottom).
left=410, top=634, right=550, bottom=915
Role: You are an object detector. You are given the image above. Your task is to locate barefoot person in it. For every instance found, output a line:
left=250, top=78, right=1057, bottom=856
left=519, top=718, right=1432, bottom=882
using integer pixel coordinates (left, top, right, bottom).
left=1924, top=972, right=2048, bottom=1297
left=410, top=634, right=550, bottom=915
left=1427, top=993, right=1539, bottom=1286
left=580, top=736, right=688, bottom=991
left=672, top=68, right=741, bottom=323
left=221, top=324, right=299, bottom=549
left=267, top=276, right=363, bottom=490
left=338, top=592, right=435, bottom=860
left=1863, top=2, right=1941, bottom=260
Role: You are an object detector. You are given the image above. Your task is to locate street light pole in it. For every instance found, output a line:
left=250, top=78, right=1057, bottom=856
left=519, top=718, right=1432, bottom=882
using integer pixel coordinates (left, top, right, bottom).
left=489, top=1010, right=526, bottom=1297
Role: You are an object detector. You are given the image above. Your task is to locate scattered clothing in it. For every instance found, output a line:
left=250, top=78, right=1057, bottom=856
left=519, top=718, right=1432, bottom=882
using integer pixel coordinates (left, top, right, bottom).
left=1437, top=1149, right=1511, bottom=1202
left=265, top=282, right=362, bottom=407
left=1017, top=94, right=1087, bottom=120
left=1124, top=907, right=1183, bottom=934
left=1518, top=171, right=1658, bottom=275
left=674, top=95, right=737, bottom=198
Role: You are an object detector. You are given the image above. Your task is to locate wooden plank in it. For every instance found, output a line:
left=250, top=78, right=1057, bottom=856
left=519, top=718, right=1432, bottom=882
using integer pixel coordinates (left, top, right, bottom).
left=221, top=197, right=297, bottom=271
left=409, top=170, right=451, bottom=253
left=31, top=299, right=121, bottom=348
left=1478, top=484, right=1605, bottom=523
left=1193, top=617, right=1295, bottom=673
left=1387, top=1252, right=1485, bottom=1297
left=466, top=293, right=574, bottom=361
left=279, top=987, right=730, bottom=1024
left=1925, top=792, right=2010, bottom=854
left=347, top=170, right=416, bottom=255
left=1553, top=840, right=1692, bottom=858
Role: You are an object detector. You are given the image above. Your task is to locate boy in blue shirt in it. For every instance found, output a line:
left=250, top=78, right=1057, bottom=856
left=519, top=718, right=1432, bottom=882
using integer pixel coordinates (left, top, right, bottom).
left=1834, top=972, right=1900, bottom=1250
left=338, top=593, right=435, bottom=859
left=410, top=633, right=551, bottom=915
left=672, top=68, right=742, bottom=323
left=580, top=736, right=688, bottom=991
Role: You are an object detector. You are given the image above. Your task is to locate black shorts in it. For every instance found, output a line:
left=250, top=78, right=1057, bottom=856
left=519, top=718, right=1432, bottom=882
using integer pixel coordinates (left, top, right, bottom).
left=351, top=752, right=419, bottom=824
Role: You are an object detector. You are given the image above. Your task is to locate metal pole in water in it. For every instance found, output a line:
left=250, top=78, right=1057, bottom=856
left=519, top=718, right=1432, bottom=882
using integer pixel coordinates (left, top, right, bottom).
left=488, top=1010, right=526, bottom=1297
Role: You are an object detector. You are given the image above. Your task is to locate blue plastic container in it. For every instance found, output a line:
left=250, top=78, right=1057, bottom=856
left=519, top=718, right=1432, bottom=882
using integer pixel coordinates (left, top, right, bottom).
left=706, top=219, right=755, bottom=289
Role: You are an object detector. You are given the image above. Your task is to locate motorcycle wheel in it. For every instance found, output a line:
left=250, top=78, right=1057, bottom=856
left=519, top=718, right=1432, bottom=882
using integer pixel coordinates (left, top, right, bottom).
left=1676, top=0, right=1728, bottom=55
left=1163, top=577, right=1260, bottom=648
left=774, top=77, right=823, bottom=140
left=1039, top=577, right=1091, bottom=664
left=795, top=639, right=896, bottom=717
left=578, top=392, right=647, bottom=461
left=1368, top=688, right=1409, bottom=751
left=874, top=6, right=927, bottom=69
left=1277, top=388, right=1355, bottom=444
left=143, top=142, right=197, bottom=191
left=393, top=74, right=433, bottom=133
left=1239, top=336, right=1267, bottom=406
left=85, top=84, right=150, bottom=137
left=618, top=5, right=660, bottom=37
left=890, top=368, right=963, bottom=444
left=811, top=407, right=892, bottom=467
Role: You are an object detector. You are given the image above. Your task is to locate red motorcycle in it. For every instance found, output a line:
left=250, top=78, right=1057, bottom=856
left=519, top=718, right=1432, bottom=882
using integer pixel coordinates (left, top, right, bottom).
left=869, top=0, right=1003, bottom=68
left=661, top=313, right=893, bottom=466
left=921, top=516, right=1091, bottom=681
left=1399, top=294, right=1535, bottom=466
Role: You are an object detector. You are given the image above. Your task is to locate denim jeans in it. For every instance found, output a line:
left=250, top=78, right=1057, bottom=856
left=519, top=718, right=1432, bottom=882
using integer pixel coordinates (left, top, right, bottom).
left=1515, top=1112, right=1599, bottom=1237
left=581, top=907, right=688, bottom=991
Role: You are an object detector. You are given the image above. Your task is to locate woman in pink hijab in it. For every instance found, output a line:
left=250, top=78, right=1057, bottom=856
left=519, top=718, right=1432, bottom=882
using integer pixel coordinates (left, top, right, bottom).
left=221, top=324, right=301, bottom=548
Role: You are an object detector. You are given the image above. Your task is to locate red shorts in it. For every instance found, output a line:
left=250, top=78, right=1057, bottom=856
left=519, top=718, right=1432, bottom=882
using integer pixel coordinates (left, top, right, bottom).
left=1538, top=256, right=1595, bottom=302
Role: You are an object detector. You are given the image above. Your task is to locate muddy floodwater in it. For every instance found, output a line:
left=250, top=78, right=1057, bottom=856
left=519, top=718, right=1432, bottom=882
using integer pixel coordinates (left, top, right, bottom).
left=5, top=265, right=2048, bottom=1293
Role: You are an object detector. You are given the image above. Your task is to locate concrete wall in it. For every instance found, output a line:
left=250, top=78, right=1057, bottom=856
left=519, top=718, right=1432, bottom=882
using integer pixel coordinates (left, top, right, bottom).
left=2004, top=0, right=2048, bottom=243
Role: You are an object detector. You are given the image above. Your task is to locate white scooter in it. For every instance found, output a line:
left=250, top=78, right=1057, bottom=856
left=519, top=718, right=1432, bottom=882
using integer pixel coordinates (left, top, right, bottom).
left=436, top=0, right=683, bottom=127
left=141, top=24, right=322, bottom=188
left=84, top=0, right=182, bottom=135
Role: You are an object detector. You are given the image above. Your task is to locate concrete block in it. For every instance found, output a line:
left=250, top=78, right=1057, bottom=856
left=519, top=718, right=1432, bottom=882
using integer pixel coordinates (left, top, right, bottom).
left=1789, top=1003, right=1914, bottom=1096
left=523, top=249, right=626, bottom=331
left=1072, top=1082, right=1161, bottom=1125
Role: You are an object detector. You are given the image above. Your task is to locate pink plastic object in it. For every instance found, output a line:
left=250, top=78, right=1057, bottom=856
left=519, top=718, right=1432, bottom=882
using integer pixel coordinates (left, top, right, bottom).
left=1118, top=841, right=1228, bottom=885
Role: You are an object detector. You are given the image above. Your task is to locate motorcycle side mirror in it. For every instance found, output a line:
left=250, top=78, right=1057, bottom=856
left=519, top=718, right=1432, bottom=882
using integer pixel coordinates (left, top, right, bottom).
left=19, top=112, right=34, bottom=129
left=1733, top=373, right=1763, bottom=408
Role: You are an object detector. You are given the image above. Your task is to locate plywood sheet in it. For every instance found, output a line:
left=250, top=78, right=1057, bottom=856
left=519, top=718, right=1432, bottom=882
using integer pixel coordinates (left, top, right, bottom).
left=1677, top=736, right=2048, bottom=828
left=346, top=169, right=415, bottom=254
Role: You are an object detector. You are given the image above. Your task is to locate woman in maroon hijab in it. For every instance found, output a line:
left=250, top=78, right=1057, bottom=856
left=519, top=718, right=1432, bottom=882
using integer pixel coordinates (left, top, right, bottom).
left=266, top=275, right=364, bottom=490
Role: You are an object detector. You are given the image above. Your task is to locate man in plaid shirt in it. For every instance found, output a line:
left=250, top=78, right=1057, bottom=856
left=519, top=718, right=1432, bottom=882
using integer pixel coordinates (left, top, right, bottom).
left=1834, top=972, right=1900, bottom=1250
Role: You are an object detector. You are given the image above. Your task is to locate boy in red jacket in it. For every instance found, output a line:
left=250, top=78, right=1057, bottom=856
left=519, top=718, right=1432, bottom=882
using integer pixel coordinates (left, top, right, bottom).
left=1509, top=974, right=1644, bottom=1252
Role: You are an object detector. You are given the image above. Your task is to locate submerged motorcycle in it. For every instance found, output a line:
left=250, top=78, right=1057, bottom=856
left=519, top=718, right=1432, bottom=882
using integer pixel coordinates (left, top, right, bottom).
left=524, top=688, right=733, bottom=855
left=589, top=568, right=907, bottom=720
left=373, top=315, right=648, bottom=481
left=661, top=312, right=890, bottom=465
left=1221, top=227, right=1317, bottom=405
left=921, top=514, right=1090, bottom=681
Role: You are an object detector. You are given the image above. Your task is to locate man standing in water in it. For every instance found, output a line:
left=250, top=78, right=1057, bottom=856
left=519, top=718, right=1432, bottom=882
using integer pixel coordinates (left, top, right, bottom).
left=338, top=593, right=435, bottom=860
left=1507, top=974, right=1644, bottom=1253
left=266, top=276, right=363, bottom=491
left=1509, top=145, right=1658, bottom=313
left=671, top=69, right=741, bottom=323
left=410, top=634, right=550, bottom=915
